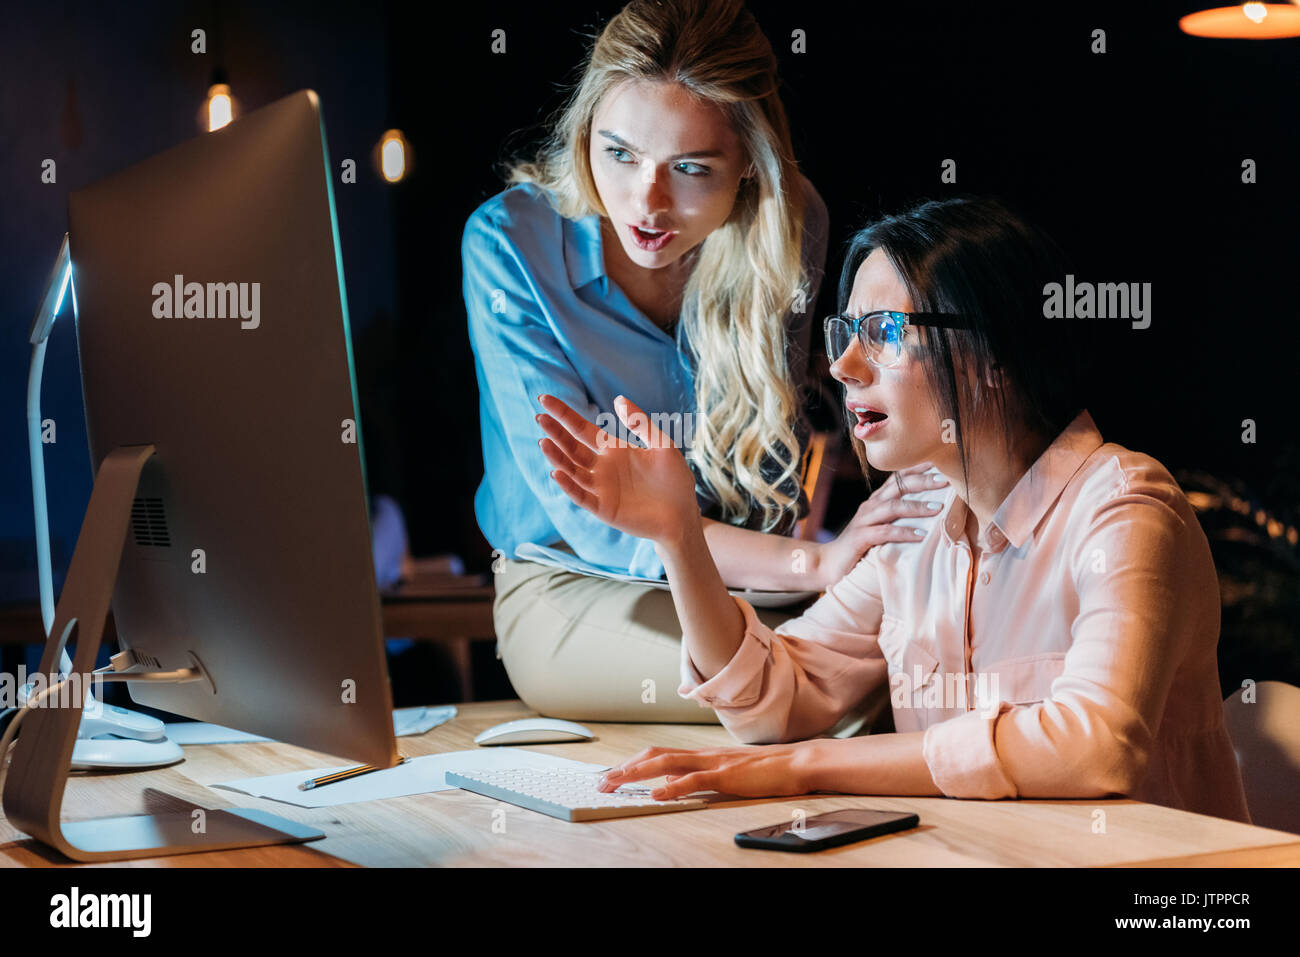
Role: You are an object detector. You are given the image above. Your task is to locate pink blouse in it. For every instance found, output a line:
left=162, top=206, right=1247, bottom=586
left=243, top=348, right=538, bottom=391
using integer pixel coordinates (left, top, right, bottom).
left=679, top=410, right=1252, bottom=824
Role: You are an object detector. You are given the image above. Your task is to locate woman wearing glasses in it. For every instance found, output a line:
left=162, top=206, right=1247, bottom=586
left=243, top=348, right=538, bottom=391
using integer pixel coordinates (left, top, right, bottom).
left=537, top=195, right=1250, bottom=821
left=465, top=0, right=942, bottom=725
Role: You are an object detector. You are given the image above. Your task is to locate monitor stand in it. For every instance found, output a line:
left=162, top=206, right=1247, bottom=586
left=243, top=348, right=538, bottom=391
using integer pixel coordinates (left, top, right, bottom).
left=2, top=444, right=326, bottom=861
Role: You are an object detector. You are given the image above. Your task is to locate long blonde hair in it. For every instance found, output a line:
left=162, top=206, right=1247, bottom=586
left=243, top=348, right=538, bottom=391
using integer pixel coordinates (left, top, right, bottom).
left=506, top=0, right=809, bottom=531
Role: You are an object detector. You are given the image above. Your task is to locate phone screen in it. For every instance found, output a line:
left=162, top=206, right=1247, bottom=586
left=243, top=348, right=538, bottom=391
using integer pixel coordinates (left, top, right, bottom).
left=785, top=809, right=907, bottom=840
left=737, top=808, right=917, bottom=848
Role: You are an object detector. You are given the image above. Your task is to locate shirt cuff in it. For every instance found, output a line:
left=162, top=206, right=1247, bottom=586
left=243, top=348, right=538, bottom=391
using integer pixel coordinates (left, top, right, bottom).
left=921, top=704, right=1020, bottom=799
left=677, top=596, right=772, bottom=709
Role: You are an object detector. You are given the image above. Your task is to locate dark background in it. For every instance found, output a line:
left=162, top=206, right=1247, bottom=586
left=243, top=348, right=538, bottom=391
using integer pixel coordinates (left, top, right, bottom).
left=2, top=0, right=1297, bottom=697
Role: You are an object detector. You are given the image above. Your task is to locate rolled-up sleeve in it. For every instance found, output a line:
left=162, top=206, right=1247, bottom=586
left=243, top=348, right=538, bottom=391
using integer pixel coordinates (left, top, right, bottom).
left=463, top=209, right=665, bottom=578
left=922, top=478, right=1196, bottom=800
left=678, top=553, right=889, bottom=744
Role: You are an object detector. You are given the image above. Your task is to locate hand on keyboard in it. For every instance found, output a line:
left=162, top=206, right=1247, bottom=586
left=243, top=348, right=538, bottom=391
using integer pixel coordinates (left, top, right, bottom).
left=446, top=767, right=713, bottom=822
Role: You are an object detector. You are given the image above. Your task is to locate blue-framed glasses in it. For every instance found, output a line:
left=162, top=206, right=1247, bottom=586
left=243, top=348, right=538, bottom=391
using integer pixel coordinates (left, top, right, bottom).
left=823, top=310, right=970, bottom=368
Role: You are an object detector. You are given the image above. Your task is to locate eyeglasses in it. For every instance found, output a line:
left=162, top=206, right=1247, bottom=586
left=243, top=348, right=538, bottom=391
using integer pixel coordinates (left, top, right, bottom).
left=823, top=310, right=970, bottom=368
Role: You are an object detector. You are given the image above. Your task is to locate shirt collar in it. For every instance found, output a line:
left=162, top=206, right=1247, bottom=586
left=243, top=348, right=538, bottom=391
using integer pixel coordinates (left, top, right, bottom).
left=563, top=212, right=607, bottom=294
left=940, top=409, right=1105, bottom=551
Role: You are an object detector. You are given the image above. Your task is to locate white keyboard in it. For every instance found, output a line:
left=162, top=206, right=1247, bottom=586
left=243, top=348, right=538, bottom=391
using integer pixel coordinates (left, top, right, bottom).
left=446, top=767, right=710, bottom=822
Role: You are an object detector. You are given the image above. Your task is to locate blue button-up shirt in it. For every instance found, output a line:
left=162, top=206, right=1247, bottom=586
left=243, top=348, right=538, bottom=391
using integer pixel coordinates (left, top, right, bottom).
left=463, top=178, right=828, bottom=578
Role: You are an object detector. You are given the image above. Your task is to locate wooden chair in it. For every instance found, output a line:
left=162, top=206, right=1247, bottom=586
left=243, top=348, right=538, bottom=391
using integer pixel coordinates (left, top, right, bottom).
left=796, top=431, right=839, bottom=541
left=1222, top=680, right=1300, bottom=834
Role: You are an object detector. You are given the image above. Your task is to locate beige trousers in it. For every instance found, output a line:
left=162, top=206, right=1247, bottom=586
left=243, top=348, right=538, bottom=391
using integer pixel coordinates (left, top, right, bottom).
left=491, top=557, right=889, bottom=736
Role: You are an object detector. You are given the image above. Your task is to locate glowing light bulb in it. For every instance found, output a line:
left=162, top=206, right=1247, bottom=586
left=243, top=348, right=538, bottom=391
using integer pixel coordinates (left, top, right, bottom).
left=379, top=130, right=408, bottom=182
left=1243, top=2, right=1268, bottom=23
left=207, top=84, right=234, bottom=132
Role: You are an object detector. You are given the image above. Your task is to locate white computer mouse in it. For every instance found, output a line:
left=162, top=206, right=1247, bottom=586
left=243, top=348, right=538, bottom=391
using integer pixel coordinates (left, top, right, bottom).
left=474, top=717, right=594, bottom=746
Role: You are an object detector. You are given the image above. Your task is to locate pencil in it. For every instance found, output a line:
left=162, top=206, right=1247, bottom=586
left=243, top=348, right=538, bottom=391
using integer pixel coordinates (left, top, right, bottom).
left=299, top=757, right=407, bottom=790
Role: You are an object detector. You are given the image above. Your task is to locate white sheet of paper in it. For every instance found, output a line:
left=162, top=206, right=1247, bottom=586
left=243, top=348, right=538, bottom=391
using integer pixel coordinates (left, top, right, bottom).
left=164, top=705, right=457, bottom=746
left=163, top=722, right=272, bottom=745
left=211, top=748, right=610, bottom=808
left=392, top=705, right=458, bottom=736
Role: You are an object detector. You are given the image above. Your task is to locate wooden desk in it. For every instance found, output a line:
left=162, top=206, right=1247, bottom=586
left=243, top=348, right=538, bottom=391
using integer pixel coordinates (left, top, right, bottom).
left=377, top=576, right=496, bottom=702
left=2, top=700, right=1298, bottom=867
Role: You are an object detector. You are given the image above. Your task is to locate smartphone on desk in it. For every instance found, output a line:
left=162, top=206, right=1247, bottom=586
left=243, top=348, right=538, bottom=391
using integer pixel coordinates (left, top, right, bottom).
left=735, top=808, right=919, bottom=853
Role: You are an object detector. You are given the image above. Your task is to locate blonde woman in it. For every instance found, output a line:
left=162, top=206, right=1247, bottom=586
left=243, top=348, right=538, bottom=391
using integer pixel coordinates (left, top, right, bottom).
left=463, top=0, right=944, bottom=724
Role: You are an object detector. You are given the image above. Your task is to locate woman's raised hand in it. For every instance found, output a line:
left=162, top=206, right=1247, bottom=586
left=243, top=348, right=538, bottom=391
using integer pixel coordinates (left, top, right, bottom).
left=536, top=394, right=700, bottom=544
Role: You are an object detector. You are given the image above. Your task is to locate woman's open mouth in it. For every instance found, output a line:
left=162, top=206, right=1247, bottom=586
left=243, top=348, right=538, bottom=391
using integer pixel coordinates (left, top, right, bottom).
left=849, top=403, right=888, bottom=439
left=628, top=224, right=677, bottom=252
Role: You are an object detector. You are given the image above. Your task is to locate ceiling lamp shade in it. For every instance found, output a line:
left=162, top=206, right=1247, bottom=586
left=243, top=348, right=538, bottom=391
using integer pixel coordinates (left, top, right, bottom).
left=1179, top=3, right=1300, bottom=38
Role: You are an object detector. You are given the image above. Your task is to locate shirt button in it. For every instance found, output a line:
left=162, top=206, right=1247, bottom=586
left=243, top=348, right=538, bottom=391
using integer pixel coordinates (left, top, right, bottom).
left=980, top=570, right=991, bottom=585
